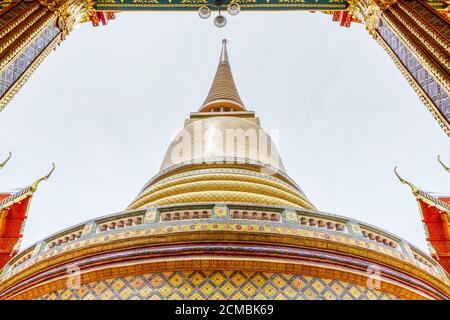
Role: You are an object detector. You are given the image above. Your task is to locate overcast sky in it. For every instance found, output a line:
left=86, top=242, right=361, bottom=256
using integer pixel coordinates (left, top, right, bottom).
left=0, top=11, right=448, bottom=252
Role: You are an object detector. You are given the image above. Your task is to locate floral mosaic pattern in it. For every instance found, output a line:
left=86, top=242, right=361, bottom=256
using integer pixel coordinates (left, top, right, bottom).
left=36, top=271, right=400, bottom=300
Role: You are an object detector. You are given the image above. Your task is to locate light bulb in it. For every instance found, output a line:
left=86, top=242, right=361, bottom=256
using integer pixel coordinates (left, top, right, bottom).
left=198, top=6, right=211, bottom=19
left=227, top=2, right=240, bottom=15
left=214, top=15, right=227, bottom=28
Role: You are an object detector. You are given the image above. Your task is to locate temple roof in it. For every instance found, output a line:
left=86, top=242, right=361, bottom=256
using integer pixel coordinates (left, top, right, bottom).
left=199, top=40, right=245, bottom=112
left=395, top=166, right=450, bottom=214
left=0, top=161, right=55, bottom=269
left=0, top=163, right=55, bottom=211
left=395, top=164, right=450, bottom=273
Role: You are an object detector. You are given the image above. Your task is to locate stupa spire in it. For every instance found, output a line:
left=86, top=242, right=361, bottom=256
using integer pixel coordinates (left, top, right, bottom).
left=219, top=38, right=229, bottom=64
left=199, top=39, right=245, bottom=112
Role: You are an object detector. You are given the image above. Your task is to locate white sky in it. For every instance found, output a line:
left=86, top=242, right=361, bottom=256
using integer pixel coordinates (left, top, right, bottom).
left=0, top=11, right=448, bottom=252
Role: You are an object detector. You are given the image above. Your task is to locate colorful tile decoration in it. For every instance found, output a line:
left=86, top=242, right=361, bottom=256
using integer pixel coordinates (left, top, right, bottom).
left=214, top=206, right=227, bottom=218
left=36, top=271, right=400, bottom=300
left=2, top=205, right=445, bottom=284
left=285, top=211, right=297, bottom=222
left=0, top=22, right=60, bottom=97
left=377, top=19, right=449, bottom=121
left=144, top=211, right=157, bottom=223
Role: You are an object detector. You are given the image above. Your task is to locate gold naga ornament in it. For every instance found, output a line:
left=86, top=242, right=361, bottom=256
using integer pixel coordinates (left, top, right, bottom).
left=0, top=152, right=12, bottom=170
left=350, top=0, right=398, bottom=39
left=38, top=0, right=92, bottom=40
left=438, top=155, right=450, bottom=173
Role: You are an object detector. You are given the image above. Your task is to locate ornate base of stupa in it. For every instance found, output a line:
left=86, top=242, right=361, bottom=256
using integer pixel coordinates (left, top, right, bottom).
left=1, top=203, right=448, bottom=300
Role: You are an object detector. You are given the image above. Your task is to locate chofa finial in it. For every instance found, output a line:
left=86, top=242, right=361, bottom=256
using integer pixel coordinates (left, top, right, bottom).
left=0, top=152, right=12, bottom=170
left=394, top=166, right=418, bottom=194
left=438, top=155, right=450, bottom=173
left=31, top=163, right=55, bottom=192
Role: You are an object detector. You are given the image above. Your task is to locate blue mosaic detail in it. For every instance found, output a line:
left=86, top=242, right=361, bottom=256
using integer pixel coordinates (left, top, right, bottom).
left=378, top=19, right=450, bottom=123
left=0, top=22, right=60, bottom=98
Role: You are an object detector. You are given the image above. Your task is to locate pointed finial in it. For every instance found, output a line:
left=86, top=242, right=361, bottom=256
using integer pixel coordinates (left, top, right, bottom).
left=438, top=155, right=450, bottom=173
left=0, top=152, right=12, bottom=170
left=220, top=39, right=229, bottom=64
left=31, top=163, right=55, bottom=192
left=394, top=166, right=418, bottom=195
left=199, top=39, right=245, bottom=112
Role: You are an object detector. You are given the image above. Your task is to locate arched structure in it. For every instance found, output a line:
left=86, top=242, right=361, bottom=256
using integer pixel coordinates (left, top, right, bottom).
left=0, top=41, right=448, bottom=300
left=0, top=0, right=449, bottom=135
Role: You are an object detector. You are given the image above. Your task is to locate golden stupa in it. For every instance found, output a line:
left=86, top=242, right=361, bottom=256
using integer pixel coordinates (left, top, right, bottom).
left=0, top=41, right=449, bottom=300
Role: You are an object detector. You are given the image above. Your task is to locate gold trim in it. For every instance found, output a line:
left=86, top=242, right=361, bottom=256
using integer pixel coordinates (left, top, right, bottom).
left=200, top=40, right=245, bottom=112
left=0, top=0, right=21, bottom=15
left=0, top=6, right=49, bottom=55
left=142, top=170, right=302, bottom=200
left=394, top=166, right=419, bottom=195
left=30, top=163, right=55, bottom=192
left=0, top=2, right=41, bottom=39
left=0, top=26, right=62, bottom=113
left=0, top=10, right=55, bottom=72
left=130, top=172, right=313, bottom=210
left=413, top=0, right=450, bottom=39
left=132, top=190, right=309, bottom=209
left=94, top=3, right=349, bottom=10
left=397, top=1, right=450, bottom=56
left=389, top=5, right=449, bottom=73
left=382, top=12, right=449, bottom=93
left=395, top=166, right=449, bottom=212
left=148, top=163, right=301, bottom=192
left=1, top=229, right=449, bottom=296
left=0, top=162, right=54, bottom=210
left=375, top=20, right=450, bottom=135
left=5, top=258, right=433, bottom=300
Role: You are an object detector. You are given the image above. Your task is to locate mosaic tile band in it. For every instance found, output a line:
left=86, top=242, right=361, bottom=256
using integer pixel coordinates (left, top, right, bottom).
left=0, top=22, right=60, bottom=97
left=36, top=271, right=401, bottom=300
left=377, top=13, right=449, bottom=122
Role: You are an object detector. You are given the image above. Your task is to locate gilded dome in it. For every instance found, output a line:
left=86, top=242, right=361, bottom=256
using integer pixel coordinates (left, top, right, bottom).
left=160, top=39, right=284, bottom=172
left=159, top=116, right=286, bottom=172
